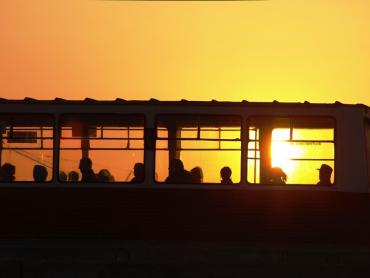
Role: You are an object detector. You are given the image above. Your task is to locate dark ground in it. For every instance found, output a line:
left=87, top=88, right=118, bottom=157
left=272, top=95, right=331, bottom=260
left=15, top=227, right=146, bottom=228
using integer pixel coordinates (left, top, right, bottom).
left=1, top=240, right=370, bottom=277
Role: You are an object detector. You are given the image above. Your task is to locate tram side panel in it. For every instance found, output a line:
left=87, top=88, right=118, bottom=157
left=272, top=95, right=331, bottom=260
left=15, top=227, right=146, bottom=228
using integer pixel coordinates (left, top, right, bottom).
left=0, top=187, right=369, bottom=244
left=335, top=109, right=369, bottom=193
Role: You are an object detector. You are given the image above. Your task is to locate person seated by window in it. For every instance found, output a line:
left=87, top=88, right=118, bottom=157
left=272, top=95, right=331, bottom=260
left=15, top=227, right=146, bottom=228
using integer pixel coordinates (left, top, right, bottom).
left=79, top=157, right=97, bottom=182
left=59, top=171, right=67, bottom=182
left=165, top=159, right=193, bottom=184
left=0, top=163, right=16, bottom=182
left=97, top=169, right=115, bottom=182
left=68, top=171, right=79, bottom=182
left=317, top=164, right=333, bottom=186
left=33, top=165, right=48, bottom=182
left=190, top=166, right=203, bottom=183
left=220, top=166, right=233, bottom=185
left=130, top=163, right=144, bottom=183
left=269, top=167, right=287, bottom=184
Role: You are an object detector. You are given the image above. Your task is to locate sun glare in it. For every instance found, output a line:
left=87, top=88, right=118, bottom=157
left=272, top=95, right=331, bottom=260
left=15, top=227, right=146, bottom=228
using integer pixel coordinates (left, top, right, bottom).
left=271, top=129, right=302, bottom=183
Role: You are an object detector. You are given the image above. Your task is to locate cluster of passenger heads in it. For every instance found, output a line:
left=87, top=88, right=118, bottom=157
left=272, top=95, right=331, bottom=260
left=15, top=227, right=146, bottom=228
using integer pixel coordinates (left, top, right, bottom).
left=62, top=157, right=116, bottom=182
left=59, top=171, right=79, bottom=182
left=0, top=159, right=332, bottom=185
left=0, top=163, right=49, bottom=182
left=0, top=158, right=118, bottom=183
left=62, top=157, right=143, bottom=183
left=165, top=158, right=233, bottom=184
left=267, top=164, right=332, bottom=186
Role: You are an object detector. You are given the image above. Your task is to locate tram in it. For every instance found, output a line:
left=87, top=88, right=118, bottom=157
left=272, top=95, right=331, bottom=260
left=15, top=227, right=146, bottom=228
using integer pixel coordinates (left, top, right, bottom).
left=0, top=98, right=369, bottom=244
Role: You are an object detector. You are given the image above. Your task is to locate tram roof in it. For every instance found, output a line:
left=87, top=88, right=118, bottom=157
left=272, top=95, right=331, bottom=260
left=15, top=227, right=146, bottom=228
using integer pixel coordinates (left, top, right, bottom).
left=0, top=97, right=369, bottom=110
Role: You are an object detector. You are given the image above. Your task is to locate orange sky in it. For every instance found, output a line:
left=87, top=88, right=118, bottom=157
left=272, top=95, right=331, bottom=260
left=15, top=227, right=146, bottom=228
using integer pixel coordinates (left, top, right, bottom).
left=1, top=0, right=369, bottom=105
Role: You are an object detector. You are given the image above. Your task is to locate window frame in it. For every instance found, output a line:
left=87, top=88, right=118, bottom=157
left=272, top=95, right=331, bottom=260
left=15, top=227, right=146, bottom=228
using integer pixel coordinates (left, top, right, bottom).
left=57, top=113, right=146, bottom=184
left=246, top=115, right=337, bottom=186
left=0, top=113, right=55, bottom=183
left=154, top=113, right=243, bottom=185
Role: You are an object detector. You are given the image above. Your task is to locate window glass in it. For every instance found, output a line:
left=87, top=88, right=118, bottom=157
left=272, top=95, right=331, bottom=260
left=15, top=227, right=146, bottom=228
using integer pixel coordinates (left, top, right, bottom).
left=247, top=117, right=335, bottom=185
left=59, top=114, right=144, bottom=183
left=155, top=115, right=241, bottom=184
left=0, top=114, right=54, bottom=182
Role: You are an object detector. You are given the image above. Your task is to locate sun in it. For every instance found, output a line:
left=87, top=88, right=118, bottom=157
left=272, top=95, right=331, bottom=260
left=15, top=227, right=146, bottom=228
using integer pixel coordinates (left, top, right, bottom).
left=271, top=129, right=302, bottom=182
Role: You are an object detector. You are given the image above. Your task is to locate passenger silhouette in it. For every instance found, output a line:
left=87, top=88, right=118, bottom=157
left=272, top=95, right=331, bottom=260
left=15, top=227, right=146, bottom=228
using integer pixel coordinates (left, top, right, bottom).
left=190, top=166, right=203, bottom=183
left=130, top=163, right=144, bottom=183
left=165, top=159, right=193, bottom=183
left=220, top=166, right=233, bottom=185
left=317, top=164, right=333, bottom=186
left=269, top=167, right=287, bottom=184
left=97, top=169, right=114, bottom=182
left=59, top=171, right=67, bottom=182
left=79, top=157, right=97, bottom=182
left=0, top=163, right=16, bottom=182
left=68, top=171, right=79, bottom=182
left=33, top=165, right=48, bottom=182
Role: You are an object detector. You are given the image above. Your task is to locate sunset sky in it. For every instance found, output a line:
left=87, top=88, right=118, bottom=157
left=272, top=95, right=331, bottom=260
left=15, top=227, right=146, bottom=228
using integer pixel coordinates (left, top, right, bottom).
left=1, top=0, right=369, bottom=105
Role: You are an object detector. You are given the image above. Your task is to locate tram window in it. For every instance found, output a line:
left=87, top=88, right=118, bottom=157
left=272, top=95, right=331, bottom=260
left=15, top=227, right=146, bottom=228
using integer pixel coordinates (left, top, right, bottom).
left=247, top=117, right=335, bottom=185
left=59, top=114, right=144, bottom=183
left=155, top=115, right=241, bottom=184
left=0, top=114, right=54, bottom=182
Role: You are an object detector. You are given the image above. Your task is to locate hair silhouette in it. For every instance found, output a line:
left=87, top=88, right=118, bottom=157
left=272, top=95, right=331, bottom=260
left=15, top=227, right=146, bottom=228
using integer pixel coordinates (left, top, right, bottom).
left=220, top=166, right=233, bottom=185
left=33, top=165, right=48, bottom=182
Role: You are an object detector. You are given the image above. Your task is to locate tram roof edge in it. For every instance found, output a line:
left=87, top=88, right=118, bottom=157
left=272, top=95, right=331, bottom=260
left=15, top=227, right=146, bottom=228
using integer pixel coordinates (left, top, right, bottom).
left=0, top=98, right=368, bottom=110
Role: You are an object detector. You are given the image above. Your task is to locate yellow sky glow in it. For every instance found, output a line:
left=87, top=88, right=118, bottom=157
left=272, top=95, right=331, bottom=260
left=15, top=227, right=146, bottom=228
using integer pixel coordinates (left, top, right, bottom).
left=0, top=0, right=369, bottom=105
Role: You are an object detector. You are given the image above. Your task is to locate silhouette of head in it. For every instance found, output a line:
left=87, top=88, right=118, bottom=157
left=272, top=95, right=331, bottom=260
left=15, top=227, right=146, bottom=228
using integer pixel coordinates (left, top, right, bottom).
left=318, top=164, right=333, bottom=184
left=220, top=166, right=232, bottom=181
left=79, top=157, right=93, bottom=173
left=59, top=171, right=67, bottom=182
left=190, top=167, right=203, bottom=183
left=97, top=169, right=113, bottom=182
left=169, top=159, right=185, bottom=176
left=270, top=167, right=287, bottom=184
left=134, top=163, right=145, bottom=180
left=0, top=163, right=16, bottom=182
left=33, top=165, right=48, bottom=182
left=68, top=171, right=79, bottom=182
